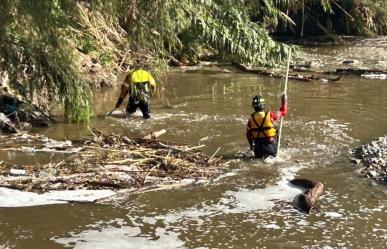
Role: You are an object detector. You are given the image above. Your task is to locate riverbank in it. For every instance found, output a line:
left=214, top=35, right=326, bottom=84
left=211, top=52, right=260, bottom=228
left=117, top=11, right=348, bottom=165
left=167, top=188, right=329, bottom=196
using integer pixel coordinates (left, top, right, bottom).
left=352, top=135, right=387, bottom=182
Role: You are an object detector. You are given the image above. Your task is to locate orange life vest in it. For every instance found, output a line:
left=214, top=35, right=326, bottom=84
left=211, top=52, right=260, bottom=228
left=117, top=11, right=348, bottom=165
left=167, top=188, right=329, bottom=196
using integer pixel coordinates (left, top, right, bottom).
left=249, top=111, right=276, bottom=139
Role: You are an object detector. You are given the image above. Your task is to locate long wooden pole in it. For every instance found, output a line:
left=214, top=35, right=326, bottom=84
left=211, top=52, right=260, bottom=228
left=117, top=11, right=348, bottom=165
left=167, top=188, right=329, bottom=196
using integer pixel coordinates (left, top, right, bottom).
left=276, top=48, right=292, bottom=157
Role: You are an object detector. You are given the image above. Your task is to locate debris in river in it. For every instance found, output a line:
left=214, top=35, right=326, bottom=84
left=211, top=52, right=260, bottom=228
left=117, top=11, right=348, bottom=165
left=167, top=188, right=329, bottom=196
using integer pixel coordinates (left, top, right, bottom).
left=361, top=73, right=387, bottom=80
left=234, top=63, right=342, bottom=83
left=0, top=89, right=53, bottom=133
left=0, top=132, right=83, bottom=154
left=0, top=112, right=19, bottom=133
left=351, top=135, right=387, bottom=182
left=342, top=59, right=359, bottom=65
left=9, top=168, right=27, bottom=176
left=336, top=67, right=387, bottom=76
left=0, top=129, right=233, bottom=196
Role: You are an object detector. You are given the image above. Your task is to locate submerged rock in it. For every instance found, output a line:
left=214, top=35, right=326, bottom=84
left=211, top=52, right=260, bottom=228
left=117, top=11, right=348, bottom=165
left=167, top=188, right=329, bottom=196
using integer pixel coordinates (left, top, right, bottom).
left=352, top=135, right=387, bottom=182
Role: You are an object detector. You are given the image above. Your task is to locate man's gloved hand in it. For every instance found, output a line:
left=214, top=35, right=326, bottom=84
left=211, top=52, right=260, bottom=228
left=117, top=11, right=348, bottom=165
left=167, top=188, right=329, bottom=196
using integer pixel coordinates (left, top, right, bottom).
left=115, top=97, right=124, bottom=109
left=281, top=94, right=287, bottom=104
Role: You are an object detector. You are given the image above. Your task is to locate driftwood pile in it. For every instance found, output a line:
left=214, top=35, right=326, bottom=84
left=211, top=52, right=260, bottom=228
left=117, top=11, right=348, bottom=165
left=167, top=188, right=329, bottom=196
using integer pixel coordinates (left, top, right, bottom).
left=234, top=63, right=387, bottom=83
left=234, top=63, right=342, bottom=83
left=0, top=129, right=231, bottom=193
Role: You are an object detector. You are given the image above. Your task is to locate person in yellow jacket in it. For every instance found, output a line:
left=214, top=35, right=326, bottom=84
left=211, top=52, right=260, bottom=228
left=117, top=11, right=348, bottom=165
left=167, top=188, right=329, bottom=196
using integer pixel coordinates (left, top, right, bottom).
left=246, top=94, right=288, bottom=158
left=115, top=68, right=156, bottom=119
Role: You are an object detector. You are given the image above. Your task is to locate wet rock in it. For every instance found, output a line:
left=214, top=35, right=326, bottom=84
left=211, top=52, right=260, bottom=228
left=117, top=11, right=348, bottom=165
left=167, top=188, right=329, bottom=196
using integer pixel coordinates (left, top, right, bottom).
left=367, top=170, right=378, bottom=178
left=368, top=181, right=378, bottom=187
left=342, top=59, right=359, bottom=65
left=350, top=158, right=361, bottom=164
left=351, top=134, right=387, bottom=183
left=356, top=167, right=368, bottom=177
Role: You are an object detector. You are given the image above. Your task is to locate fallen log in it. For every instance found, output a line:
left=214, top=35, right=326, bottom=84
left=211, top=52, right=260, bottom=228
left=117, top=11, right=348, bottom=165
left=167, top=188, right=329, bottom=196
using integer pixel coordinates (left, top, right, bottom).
left=290, top=179, right=324, bottom=213
left=234, top=63, right=341, bottom=82
left=289, top=66, right=387, bottom=78
left=336, top=67, right=387, bottom=75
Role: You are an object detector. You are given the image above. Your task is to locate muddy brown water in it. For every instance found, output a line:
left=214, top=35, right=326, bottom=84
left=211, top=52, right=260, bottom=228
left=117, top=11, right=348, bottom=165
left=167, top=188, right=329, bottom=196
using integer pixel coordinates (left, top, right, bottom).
left=1, top=46, right=387, bottom=248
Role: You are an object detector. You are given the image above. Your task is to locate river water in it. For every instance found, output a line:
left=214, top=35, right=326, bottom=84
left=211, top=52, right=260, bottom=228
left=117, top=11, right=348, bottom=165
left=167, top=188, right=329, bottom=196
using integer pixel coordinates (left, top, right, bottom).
left=1, top=45, right=387, bottom=248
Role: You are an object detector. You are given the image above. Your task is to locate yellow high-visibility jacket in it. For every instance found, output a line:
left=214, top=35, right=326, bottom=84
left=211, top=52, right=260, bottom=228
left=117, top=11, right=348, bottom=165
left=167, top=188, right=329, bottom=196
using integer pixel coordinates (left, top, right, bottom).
left=118, top=69, right=156, bottom=100
left=248, top=111, right=276, bottom=139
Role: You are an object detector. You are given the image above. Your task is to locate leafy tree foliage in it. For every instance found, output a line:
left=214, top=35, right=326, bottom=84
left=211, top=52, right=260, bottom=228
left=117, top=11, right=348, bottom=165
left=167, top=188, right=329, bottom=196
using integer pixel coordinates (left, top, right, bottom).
left=0, top=0, right=92, bottom=122
left=252, top=0, right=387, bottom=36
left=0, top=0, right=386, bottom=122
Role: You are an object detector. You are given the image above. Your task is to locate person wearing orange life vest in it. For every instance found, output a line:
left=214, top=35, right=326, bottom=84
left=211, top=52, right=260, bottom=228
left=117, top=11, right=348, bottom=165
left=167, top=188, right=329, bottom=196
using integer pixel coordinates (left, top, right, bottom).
left=115, top=68, right=156, bottom=119
left=246, top=94, right=288, bottom=158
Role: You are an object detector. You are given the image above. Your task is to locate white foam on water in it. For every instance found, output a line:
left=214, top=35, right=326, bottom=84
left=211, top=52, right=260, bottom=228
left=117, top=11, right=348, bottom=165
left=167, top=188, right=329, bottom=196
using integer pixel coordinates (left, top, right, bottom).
left=151, top=165, right=304, bottom=223
left=110, top=109, right=143, bottom=117
left=142, top=216, right=158, bottom=225
left=223, top=166, right=303, bottom=213
left=263, top=149, right=293, bottom=165
left=213, top=171, right=238, bottom=182
left=55, top=226, right=185, bottom=249
left=261, top=224, right=281, bottom=229
left=324, top=212, right=343, bottom=218
left=53, top=163, right=308, bottom=247
left=0, top=188, right=116, bottom=207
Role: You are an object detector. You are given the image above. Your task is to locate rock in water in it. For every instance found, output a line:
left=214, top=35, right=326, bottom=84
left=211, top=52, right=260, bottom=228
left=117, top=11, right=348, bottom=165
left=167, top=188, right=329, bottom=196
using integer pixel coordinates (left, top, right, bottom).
left=351, top=135, right=387, bottom=182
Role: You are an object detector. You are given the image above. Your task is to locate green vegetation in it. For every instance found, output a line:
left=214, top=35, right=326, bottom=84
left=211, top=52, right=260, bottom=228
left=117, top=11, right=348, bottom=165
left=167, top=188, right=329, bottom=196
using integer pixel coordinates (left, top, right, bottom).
left=0, top=0, right=92, bottom=122
left=0, top=0, right=386, bottom=122
left=253, top=0, right=387, bottom=37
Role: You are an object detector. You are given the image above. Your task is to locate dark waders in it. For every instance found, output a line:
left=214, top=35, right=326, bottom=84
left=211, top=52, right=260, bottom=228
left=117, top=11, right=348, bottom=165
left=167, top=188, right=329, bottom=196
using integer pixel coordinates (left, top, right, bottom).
left=253, top=138, right=278, bottom=158
left=126, top=83, right=152, bottom=119
left=126, top=97, right=151, bottom=119
left=250, top=111, right=278, bottom=158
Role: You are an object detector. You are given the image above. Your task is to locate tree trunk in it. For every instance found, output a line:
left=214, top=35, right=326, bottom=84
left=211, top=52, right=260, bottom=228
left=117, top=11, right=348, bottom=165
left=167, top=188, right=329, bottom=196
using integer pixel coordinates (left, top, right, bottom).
left=290, top=179, right=324, bottom=213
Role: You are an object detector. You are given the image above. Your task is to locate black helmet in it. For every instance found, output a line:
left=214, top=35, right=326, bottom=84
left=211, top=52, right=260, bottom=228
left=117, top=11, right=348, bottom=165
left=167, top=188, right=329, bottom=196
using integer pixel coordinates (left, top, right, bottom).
left=252, top=95, right=265, bottom=109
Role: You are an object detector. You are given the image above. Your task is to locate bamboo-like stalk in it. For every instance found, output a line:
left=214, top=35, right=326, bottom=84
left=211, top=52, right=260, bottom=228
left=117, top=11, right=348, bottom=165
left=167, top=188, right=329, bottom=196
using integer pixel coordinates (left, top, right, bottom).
left=301, top=0, right=305, bottom=37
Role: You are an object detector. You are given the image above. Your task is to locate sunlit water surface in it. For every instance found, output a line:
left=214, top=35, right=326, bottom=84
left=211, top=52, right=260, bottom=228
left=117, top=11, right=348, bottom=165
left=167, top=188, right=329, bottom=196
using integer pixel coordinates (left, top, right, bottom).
left=1, top=44, right=387, bottom=248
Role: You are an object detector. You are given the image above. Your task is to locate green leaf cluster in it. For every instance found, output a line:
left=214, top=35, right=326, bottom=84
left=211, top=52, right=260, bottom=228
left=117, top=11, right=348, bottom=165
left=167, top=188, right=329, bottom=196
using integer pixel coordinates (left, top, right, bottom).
left=0, top=0, right=92, bottom=122
left=1, top=0, right=386, bottom=122
left=253, top=0, right=387, bottom=36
